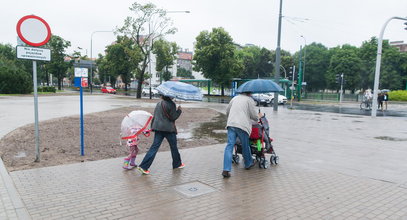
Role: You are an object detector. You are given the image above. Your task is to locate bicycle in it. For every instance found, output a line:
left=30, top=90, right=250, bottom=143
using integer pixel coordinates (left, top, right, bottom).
left=360, top=98, right=372, bottom=110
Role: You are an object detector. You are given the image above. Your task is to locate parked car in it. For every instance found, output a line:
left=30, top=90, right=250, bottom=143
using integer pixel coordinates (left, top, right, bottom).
left=252, top=93, right=272, bottom=106
left=267, top=93, right=288, bottom=105
left=101, top=86, right=116, bottom=94
left=142, top=87, right=159, bottom=97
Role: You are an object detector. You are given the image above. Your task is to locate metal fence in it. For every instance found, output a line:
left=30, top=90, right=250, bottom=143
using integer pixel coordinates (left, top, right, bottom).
left=304, top=92, right=360, bottom=102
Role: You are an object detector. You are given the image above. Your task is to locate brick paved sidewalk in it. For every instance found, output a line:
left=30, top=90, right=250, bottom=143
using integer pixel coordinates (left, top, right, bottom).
left=7, top=143, right=407, bottom=220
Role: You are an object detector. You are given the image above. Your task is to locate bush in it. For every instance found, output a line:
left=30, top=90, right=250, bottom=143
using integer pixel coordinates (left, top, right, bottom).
left=388, top=90, right=407, bottom=101
left=0, top=58, right=32, bottom=94
left=38, top=86, right=56, bottom=93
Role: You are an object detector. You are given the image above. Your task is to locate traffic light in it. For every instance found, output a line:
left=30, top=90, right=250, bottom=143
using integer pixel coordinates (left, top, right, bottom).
left=335, top=74, right=340, bottom=84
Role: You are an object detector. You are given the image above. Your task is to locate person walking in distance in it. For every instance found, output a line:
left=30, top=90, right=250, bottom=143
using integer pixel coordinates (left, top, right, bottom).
left=222, top=92, right=262, bottom=178
left=138, top=95, right=184, bottom=175
left=383, top=91, right=389, bottom=110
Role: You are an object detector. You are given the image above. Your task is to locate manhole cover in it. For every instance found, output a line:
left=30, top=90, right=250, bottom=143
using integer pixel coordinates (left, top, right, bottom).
left=174, top=181, right=216, bottom=198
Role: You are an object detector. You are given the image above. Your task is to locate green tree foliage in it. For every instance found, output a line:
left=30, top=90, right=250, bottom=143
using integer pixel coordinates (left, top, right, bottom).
left=0, top=44, right=32, bottom=94
left=193, top=27, right=243, bottom=95
left=96, top=54, right=115, bottom=86
left=327, top=45, right=362, bottom=92
left=177, top=67, right=194, bottom=79
left=45, top=35, right=71, bottom=90
left=301, top=43, right=330, bottom=92
left=104, top=36, right=142, bottom=90
left=271, top=49, right=293, bottom=79
left=236, top=45, right=262, bottom=78
left=117, top=2, right=176, bottom=98
left=153, top=39, right=178, bottom=82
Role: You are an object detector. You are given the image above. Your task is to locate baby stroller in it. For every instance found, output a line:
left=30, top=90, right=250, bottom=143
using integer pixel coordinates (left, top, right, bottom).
left=232, top=114, right=279, bottom=169
left=120, top=110, right=153, bottom=170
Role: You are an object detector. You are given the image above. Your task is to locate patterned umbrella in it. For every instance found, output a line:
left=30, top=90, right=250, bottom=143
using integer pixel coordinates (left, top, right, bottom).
left=156, top=81, right=203, bottom=101
left=236, top=79, right=283, bottom=94
left=120, top=110, right=153, bottom=140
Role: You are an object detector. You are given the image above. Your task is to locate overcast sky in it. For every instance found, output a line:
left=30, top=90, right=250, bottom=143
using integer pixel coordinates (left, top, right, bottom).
left=1, top=0, right=406, bottom=57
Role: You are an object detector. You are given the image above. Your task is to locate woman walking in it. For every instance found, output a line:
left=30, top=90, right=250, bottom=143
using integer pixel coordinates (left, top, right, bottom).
left=138, top=95, right=185, bottom=175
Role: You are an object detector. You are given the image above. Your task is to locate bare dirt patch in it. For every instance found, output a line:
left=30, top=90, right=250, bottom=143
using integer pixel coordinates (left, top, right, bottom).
left=0, top=107, right=226, bottom=171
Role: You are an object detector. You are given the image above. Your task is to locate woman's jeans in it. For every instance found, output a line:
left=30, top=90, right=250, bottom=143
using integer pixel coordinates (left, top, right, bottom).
left=139, top=131, right=182, bottom=170
left=223, top=127, right=253, bottom=172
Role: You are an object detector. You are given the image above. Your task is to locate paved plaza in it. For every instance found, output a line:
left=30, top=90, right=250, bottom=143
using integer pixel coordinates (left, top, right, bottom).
left=1, top=95, right=407, bottom=219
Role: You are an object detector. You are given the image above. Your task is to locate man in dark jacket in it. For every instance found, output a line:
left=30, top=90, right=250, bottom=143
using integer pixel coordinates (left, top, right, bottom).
left=138, top=95, right=184, bottom=175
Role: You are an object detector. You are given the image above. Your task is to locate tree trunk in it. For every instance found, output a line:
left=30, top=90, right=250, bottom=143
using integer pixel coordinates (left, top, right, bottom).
left=58, top=77, right=62, bottom=90
left=221, top=84, right=225, bottom=96
left=46, top=71, right=49, bottom=86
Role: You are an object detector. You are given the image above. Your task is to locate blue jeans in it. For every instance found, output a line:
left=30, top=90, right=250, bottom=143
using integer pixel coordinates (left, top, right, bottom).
left=139, top=131, right=182, bottom=170
left=223, top=127, right=253, bottom=172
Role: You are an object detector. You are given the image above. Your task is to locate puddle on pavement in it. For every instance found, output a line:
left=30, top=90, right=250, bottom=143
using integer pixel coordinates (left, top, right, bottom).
left=193, top=113, right=227, bottom=142
left=375, top=136, right=407, bottom=141
left=177, top=132, right=193, bottom=139
left=14, top=151, right=27, bottom=158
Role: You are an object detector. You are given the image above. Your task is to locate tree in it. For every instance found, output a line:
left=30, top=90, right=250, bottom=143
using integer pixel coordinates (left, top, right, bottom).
left=104, top=36, right=142, bottom=91
left=45, top=35, right=71, bottom=90
left=177, top=67, right=194, bottom=79
left=193, top=27, right=243, bottom=95
left=153, top=38, right=178, bottom=83
left=299, top=43, right=330, bottom=92
left=96, top=54, right=114, bottom=86
left=326, top=45, right=362, bottom=92
left=117, top=2, right=176, bottom=98
left=359, top=37, right=407, bottom=91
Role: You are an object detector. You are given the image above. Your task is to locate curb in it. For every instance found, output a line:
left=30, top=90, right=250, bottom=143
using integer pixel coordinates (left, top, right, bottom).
left=0, top=158, right=31, bottom=220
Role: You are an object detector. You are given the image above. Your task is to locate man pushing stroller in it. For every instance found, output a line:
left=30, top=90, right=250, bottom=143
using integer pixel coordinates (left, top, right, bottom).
left=222, top=91, right=263, bottom=178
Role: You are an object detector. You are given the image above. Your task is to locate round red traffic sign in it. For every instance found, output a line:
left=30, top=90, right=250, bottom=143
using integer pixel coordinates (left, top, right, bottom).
left=16, top=15, right=51, bottom=47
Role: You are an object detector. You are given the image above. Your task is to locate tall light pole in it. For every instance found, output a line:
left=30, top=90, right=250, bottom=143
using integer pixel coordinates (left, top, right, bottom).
left=300, top=35, right=306, bottom=82
left=280, top=65, right=287, bottom=79
left=371, top=16, right=407, bottom=117
left=90, top=30, right=114, bottom=94
left=273, top=0, right=283, bottom=111
left=148, top=10, right=190, bottom=99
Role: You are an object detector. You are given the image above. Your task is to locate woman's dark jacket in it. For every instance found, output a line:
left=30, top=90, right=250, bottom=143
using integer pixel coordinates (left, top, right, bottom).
left=151, top=99, right=182, bottom=133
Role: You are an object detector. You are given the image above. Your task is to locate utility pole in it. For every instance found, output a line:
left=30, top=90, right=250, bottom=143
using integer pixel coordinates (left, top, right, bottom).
left=339, top=73, right=344, bottom=103
left=290, top=65, right=296, bottom=109
left=296, top=45, right=303, bottom=101
left=273, top=0, right=283, bottom=111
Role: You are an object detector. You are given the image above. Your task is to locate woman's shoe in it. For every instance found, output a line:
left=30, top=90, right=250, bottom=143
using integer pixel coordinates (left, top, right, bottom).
left=222, top=171, right=231, bottom=178
left=137, top=167, right=150, bottom=175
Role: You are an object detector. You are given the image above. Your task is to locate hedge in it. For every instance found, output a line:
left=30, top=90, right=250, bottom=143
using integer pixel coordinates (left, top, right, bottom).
left=38, top=86, right=56, bottom=93
left=388, top=90, right=407, bottom=101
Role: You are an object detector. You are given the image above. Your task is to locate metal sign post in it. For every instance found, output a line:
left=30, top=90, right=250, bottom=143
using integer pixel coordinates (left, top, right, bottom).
left=16, top=15, right=51, bottom=162
left=75, top=68, right=88, bottom=156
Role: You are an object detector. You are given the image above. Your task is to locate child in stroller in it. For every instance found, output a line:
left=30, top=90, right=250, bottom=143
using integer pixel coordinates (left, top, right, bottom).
left=232, top=114, right=278, bottom=169
left=122, top=128, right=151, bottom=170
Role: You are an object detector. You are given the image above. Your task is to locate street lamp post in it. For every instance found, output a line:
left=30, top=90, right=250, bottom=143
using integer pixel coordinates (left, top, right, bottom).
left=300, top=35, right=306, bottom=82
left=90, top=30, right=114, bottom=94
left=371, top=16, right=407, bottom=117
left=280, top=65, right=287, bottom=79
left=148, top=10, right=190, bottom=99
left=273, top=0, right=283, bottom=111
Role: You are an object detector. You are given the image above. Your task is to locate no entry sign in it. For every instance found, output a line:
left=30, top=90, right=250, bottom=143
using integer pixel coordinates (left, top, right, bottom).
left=16, top=15, right=51, bottom=47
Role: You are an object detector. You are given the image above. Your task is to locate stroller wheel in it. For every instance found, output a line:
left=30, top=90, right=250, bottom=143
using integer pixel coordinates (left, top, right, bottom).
left=232, top=155, right=240, bottom=164
left=263, top=160, right=269, bottom=169
left=270, top=155, right=275, bottom=165
left=259, top=157, right=265, bottom=168
left=270, top=155, right=279, bottom=165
